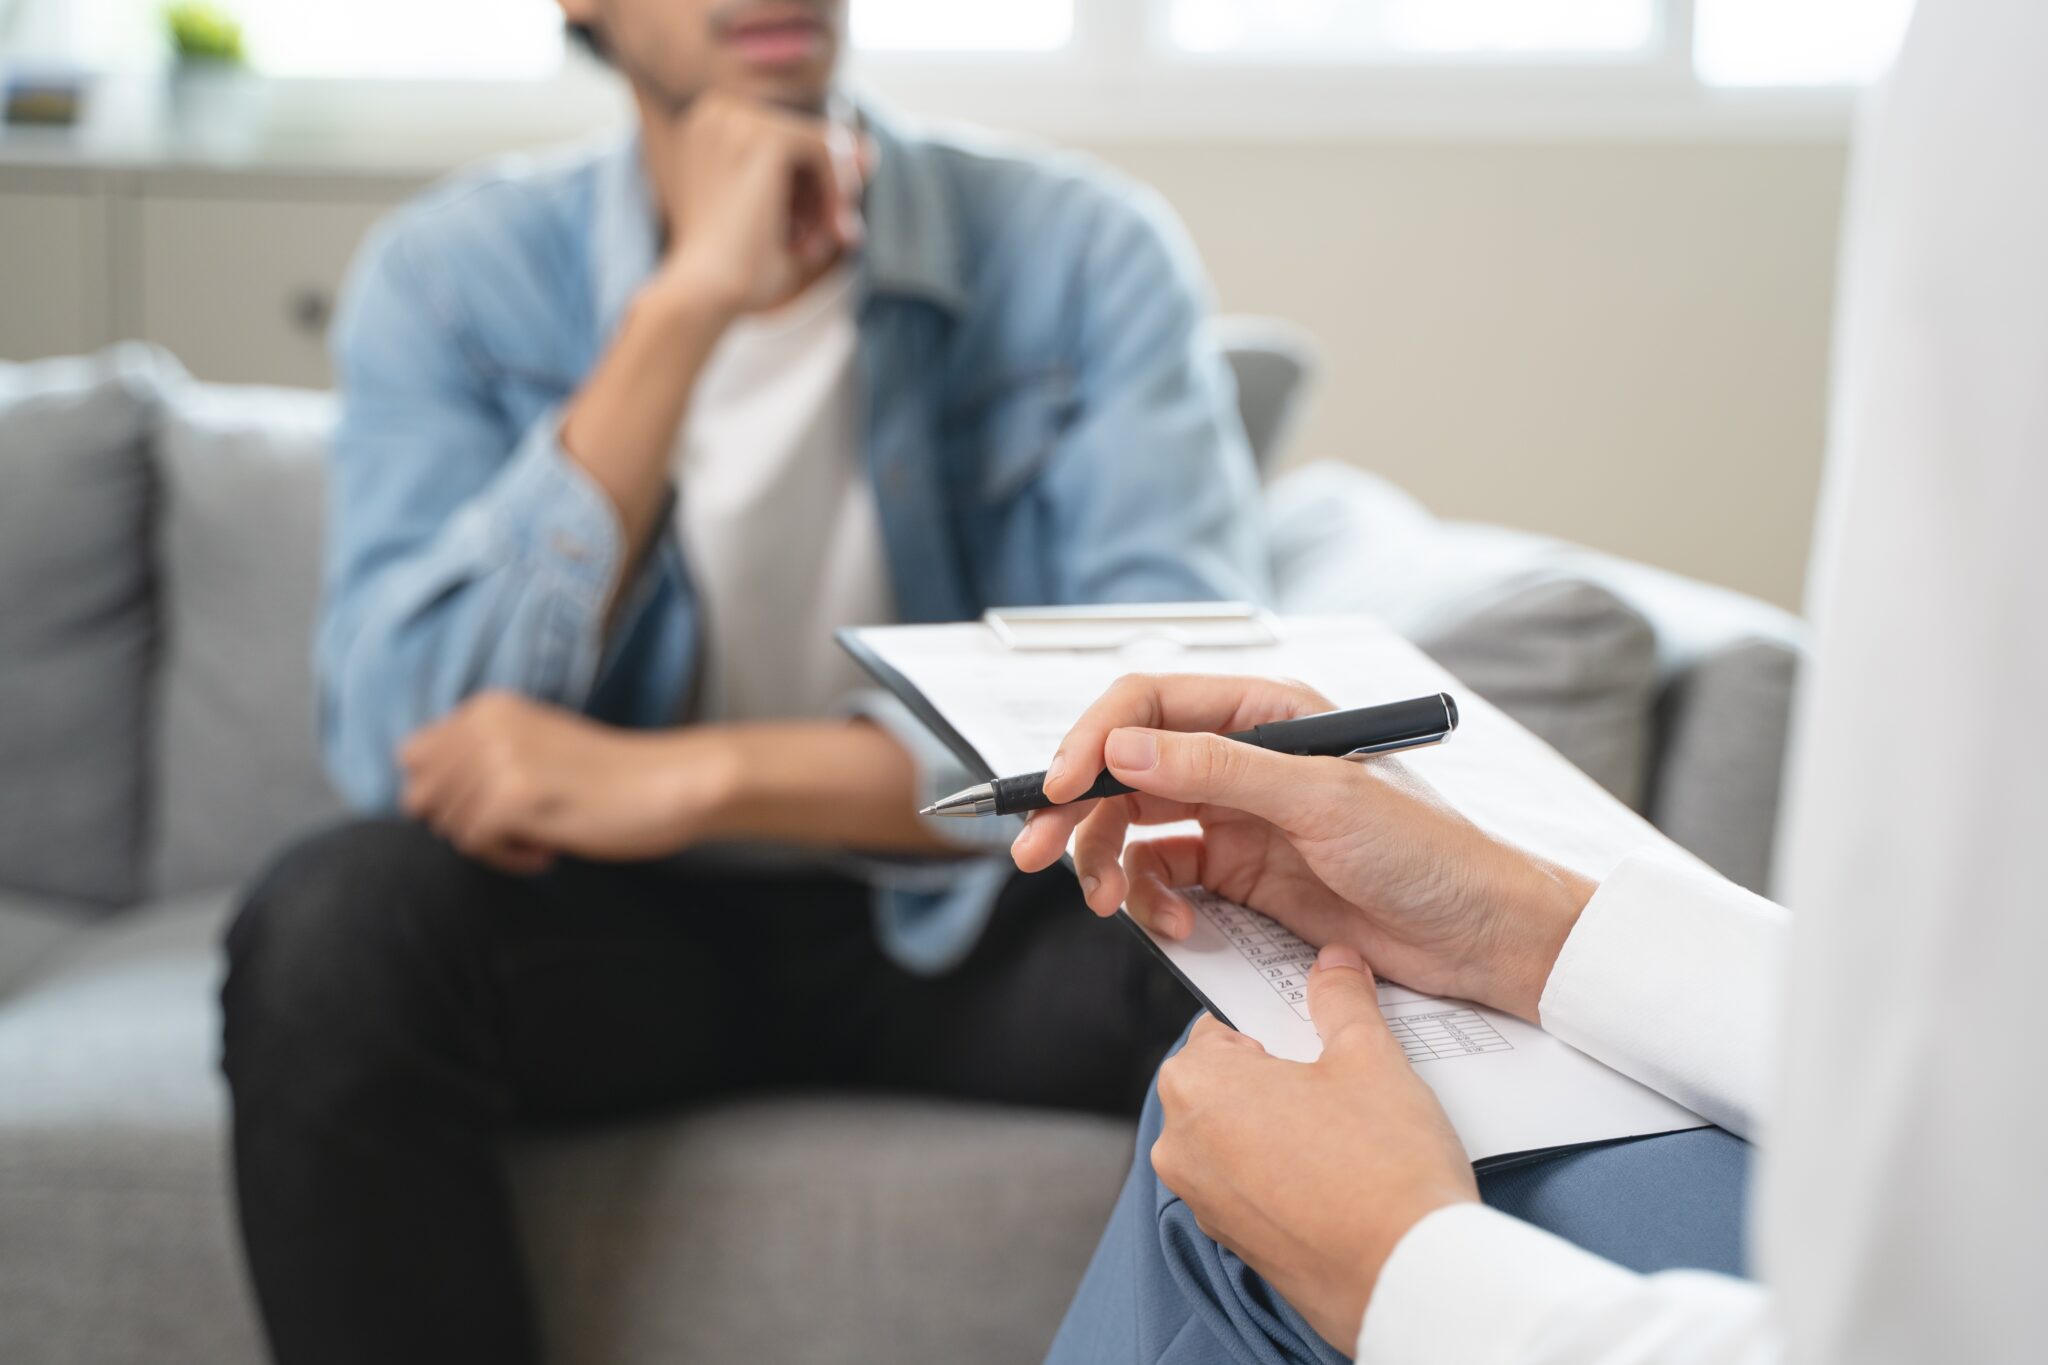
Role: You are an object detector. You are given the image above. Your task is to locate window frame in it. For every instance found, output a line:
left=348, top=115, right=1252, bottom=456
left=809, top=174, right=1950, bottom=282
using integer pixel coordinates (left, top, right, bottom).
left=78, top=0, right=1880, bottom=157
left=842, top=0, right=1863, bottom=141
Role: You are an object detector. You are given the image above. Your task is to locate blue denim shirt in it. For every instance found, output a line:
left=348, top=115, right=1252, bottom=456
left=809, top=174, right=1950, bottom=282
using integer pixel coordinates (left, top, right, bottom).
left=320, top=105, right=1266, bottom=971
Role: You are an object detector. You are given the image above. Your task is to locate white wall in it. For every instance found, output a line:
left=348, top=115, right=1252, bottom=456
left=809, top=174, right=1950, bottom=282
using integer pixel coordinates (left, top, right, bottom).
left=1076, top=137, right=1850, bottom=611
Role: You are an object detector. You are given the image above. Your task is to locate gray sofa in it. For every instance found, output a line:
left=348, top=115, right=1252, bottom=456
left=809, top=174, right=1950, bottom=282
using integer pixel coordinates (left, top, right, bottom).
left=0, top=342, right=1804, bottom=1365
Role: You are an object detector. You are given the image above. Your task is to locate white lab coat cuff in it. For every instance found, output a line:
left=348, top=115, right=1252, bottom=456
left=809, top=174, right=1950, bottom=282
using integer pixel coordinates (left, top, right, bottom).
left=1538, top=853, right=1788, bottom=1140
left=1358, top=1203, right=1641, bottom=1365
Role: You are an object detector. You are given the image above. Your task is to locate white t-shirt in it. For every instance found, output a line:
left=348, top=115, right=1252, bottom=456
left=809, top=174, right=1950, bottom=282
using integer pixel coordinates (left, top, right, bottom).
left=672, top=266, right=894, bottom=724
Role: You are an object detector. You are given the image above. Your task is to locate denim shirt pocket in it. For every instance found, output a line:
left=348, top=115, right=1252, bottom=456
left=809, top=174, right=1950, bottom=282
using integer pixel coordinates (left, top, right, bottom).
left=942, top=366, right=1078, bottom=509
left=935, top=366, right=1079, bottom=607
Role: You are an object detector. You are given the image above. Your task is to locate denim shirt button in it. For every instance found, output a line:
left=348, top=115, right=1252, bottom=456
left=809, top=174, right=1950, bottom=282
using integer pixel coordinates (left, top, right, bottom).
left=550, top=532, right=590, bottom=562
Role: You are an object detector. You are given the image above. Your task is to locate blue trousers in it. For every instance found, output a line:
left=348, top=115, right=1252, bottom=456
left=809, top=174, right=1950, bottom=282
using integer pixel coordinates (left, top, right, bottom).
left=1047, top=1019, right=1751, bottom=1365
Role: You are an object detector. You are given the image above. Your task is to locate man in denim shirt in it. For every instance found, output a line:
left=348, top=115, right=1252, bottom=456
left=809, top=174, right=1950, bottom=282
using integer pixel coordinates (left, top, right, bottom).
left=217, top=1, right=1263, bottom=1360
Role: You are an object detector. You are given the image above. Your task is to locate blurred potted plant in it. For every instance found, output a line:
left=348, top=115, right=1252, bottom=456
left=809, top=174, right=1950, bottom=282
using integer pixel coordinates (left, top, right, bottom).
left=168, top=2, right=245, bottom=62
left=164, top=1, right=257, bottom=146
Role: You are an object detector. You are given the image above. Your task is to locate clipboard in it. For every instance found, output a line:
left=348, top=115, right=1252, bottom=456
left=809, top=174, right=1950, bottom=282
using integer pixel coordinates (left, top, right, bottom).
left=835, top=610, right=1712, bottom=1165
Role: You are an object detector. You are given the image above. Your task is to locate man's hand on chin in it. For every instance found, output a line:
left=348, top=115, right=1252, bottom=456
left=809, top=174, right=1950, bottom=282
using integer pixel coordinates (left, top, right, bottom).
left=655, top=90, right=873, bottom=321
left=398, top=692, right=741, bottom=874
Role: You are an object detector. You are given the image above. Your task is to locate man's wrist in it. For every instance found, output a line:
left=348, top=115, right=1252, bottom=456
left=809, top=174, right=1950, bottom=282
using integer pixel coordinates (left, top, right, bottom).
left=643, top=255, right=747, bottom=336
left=683, top=723, right=832, bottom=841
left=651, top=728, right=746, bottom=841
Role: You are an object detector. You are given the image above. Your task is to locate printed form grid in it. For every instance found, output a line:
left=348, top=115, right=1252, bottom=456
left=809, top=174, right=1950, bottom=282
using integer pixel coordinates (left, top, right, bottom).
left=1186, top=891, right=1513, bottom=1064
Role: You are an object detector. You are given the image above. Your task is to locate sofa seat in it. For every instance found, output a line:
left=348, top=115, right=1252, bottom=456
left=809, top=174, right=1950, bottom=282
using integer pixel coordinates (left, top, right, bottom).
left=0, top=894, right=262, bottom=1365
left=0, top=894, right=93, bottom=1001
left=0, top=894, right=1137, bottom=1365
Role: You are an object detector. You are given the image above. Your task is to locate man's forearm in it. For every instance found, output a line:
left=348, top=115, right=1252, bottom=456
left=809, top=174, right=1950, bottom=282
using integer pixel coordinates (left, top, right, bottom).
left=694, top=720, right=959, bottom=856
left=558, top=272, right=733, bottom=593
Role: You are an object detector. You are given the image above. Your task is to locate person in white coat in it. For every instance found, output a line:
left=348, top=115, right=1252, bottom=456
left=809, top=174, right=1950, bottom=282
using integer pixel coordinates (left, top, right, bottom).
left=1011, top=1, right=2048, bottom=1359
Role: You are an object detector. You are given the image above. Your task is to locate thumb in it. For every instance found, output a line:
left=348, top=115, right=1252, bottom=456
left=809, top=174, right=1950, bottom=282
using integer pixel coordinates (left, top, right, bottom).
left=1305, top=943, right=1387, bottom=1049
left=1102, top=727, right=1350, bottom=832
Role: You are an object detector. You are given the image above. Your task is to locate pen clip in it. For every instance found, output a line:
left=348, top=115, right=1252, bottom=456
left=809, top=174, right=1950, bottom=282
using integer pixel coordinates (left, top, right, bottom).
left=1346, top=730, right=1452, bottom=757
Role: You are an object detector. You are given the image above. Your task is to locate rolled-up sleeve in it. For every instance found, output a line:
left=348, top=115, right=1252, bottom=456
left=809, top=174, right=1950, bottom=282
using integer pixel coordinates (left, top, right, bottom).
left=316, top=223, right=659, bottom=809
left=831, top=687, right=1020, bottom=975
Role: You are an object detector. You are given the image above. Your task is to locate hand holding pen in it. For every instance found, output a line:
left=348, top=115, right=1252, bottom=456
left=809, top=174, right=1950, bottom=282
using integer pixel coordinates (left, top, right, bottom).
left=1006, top=674, right=1591, bottom=1023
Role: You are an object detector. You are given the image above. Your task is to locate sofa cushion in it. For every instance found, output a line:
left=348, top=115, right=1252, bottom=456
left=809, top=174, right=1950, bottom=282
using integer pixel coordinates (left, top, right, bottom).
left=1212, top=316, right=1317, bottom=474
left=0, top=892, right=1135, bottom=1365
left=512, top=1099, right=1133, bottom=1365
left=1418, top=580, right=1658, bottom=811
left=1648, top=638, right=1798, bottom=894
left=0, top=893, right=94, bottom=1002
left=146, top=382, right=346, bottom=899
left=0, top=345, right=173, bottom=909
left=1267, top=463, right=1659, bottom=806
left=0, top=891, right=265, bottom=1365
left=1268, top=461, right=1562, bottom=635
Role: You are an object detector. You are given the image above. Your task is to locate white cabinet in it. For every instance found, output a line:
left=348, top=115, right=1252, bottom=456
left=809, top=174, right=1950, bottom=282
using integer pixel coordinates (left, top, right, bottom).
left=0, top=181, right=111, bottom=362
left=132, top=189, right=399, bottom=390
left=0, top=160, right=422, bottom=385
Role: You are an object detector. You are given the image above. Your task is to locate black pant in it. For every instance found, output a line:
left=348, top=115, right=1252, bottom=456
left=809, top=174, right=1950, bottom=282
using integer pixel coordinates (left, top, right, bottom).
left=218, top=818, right=1192, bottom=1365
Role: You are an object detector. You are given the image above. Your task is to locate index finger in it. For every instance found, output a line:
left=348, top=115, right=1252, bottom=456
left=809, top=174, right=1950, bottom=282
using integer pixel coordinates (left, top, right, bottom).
left=760, top=112, right=864, bottom=232
left=1009, top=788, right=1199, bottom=875
left=1040, top=674, right=1335, bottom=804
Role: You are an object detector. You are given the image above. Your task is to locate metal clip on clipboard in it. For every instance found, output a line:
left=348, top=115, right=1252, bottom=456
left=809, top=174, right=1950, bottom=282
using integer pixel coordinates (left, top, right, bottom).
left=981, top=601, right=1280, bottom=652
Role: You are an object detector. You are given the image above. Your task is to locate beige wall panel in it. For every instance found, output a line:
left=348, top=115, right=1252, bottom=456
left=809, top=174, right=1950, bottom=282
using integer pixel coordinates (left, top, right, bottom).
left=0, top=191, right=108, bottom=362
left=135, top=194, right=394, bottom=391
left=1080, top=138, right=1849, bottom=610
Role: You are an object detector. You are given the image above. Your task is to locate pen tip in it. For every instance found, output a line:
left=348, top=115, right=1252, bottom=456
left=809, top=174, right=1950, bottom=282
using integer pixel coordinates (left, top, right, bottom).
left=917, top=803, right=940, bottom=817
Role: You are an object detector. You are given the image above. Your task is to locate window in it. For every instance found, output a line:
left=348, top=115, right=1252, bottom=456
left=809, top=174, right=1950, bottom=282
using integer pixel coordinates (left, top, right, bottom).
left=241, top=0, right=563, bottom=80
left=40, top=0, right=1919, bottom=134
left=1166, top=0, right=1657, bottom=60
left=852, top=1, right=1072, bottom=54
left=1165, top=0, right=1914, bottom=83
left=43, top=0, right=1078, bottom=81
left=1695, top=0, right=1915, bottom=86
left=238, top=0, right=1079, bottom=77
left=238, top=0, right=1081, bottom=77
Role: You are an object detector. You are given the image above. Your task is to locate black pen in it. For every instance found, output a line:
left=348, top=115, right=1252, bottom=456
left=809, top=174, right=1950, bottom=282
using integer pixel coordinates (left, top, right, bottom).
left=920, top=692, right=1460, bottom=818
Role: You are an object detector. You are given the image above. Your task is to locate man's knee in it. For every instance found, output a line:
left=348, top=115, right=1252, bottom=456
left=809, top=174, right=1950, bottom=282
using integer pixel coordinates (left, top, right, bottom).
left=220, top=818, right=498, bottom=1096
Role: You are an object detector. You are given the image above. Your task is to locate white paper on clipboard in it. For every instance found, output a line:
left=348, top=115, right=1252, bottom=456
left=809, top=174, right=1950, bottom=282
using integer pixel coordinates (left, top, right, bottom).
left=843, top=609, right=1708, bottom=1164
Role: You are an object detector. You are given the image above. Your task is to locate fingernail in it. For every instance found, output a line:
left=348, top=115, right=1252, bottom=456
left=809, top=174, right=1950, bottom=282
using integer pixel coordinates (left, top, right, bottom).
left=1046, top=750, right=1066, bottom=785
left=1105, top=729, right=1158, bottom=773
left=1316, top=943, right=1365, bottom=973
left=1163, top=909, right=1189, bottom=940
left=1081, top=875, right=1101, bottom=899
